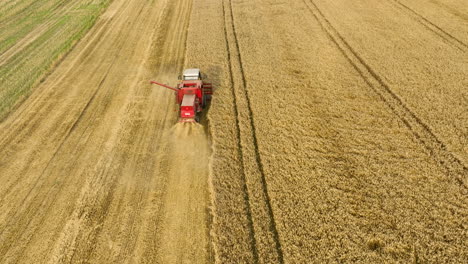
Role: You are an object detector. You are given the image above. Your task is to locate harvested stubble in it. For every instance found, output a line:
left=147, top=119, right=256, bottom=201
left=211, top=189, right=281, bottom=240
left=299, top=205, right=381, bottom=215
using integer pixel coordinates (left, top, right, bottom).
left=1, top=0, right=465, bottom=262
left=184, top=0, right=259, bottom=262
left=313, top=0, right=468, bottom=173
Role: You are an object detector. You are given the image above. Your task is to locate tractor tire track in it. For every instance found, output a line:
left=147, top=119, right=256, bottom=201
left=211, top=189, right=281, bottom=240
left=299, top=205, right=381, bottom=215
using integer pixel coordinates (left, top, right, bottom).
left=304, top=0, right=468, bottom=188
left=221, top=0, right=259, bottom=262
left=389, top=0, right=467, bottom=51
left=223, top=0, right=284, bottom=262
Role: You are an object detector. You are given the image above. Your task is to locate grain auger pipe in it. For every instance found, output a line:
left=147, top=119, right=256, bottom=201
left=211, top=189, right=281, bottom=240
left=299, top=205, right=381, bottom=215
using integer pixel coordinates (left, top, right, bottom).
left=149, top=81, right=179, bottom=92
left=150, top=68, right=213, bottom=123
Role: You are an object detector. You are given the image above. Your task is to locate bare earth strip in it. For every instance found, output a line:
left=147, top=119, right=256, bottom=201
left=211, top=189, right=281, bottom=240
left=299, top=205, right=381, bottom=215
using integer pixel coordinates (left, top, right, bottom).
left=0, top=0, right=211, bottom=263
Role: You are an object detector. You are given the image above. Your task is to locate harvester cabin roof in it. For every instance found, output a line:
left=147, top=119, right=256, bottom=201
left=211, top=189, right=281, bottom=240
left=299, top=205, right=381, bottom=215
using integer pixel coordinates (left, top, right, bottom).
left=183, top=68, right=200, bottom=80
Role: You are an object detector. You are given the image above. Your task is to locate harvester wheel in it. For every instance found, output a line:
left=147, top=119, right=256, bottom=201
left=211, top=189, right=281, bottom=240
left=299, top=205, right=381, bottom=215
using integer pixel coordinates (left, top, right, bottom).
left=202, top=95, right=207, bottom=107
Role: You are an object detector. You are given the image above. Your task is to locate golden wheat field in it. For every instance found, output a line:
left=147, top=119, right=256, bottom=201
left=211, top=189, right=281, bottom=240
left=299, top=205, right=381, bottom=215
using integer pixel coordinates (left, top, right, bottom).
left=0, top=0, right=467, bottom=263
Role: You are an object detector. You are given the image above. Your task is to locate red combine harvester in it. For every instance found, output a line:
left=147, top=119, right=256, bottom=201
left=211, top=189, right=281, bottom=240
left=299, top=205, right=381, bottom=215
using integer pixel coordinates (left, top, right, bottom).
left=150, top=69, right=213, bottom=123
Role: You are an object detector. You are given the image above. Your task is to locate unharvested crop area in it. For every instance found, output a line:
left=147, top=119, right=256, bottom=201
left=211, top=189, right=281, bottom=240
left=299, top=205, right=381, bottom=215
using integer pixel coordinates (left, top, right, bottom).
left=1, top=0, right=467, bottom=263
left=187, top=0, right=467, bottom=262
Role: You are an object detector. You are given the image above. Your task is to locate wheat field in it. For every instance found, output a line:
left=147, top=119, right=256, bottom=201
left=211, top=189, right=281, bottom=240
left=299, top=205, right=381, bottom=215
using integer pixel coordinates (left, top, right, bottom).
left=0, top=0, right=466, bottom=263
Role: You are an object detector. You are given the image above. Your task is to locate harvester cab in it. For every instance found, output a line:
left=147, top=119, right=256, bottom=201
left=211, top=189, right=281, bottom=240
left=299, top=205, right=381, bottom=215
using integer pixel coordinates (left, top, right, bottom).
left=150, top=68, right=213, bottom=123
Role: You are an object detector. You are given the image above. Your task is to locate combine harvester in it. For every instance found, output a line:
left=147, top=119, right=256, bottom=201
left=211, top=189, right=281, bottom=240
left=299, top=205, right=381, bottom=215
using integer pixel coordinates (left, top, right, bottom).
left=150, top=69, right=213, bottom=122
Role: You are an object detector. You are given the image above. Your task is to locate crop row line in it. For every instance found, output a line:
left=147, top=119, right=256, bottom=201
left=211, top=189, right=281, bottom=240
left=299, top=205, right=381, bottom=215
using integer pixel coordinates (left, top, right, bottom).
left=222, top=0, right=285, bottom=262
left=303, top=0, right=467, bottom=188
left=389, top=0, right=467, bottom=52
